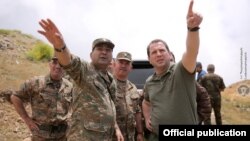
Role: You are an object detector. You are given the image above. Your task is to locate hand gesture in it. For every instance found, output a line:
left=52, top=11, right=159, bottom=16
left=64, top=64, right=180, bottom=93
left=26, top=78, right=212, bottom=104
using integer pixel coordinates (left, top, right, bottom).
left=115, top=127, right=124, bottom=141
left=186, top=0, right=203, bottom=28
left=145, top=118, right=153, bottom=132
left=38, top=19, right=65, bottom=49
left=24, top=117, right=40, bottom=133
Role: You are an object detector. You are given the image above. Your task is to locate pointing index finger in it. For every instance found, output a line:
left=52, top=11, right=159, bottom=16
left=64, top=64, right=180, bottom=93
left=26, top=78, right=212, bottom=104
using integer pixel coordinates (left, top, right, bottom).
left=187, top=0, right=194, bottom=16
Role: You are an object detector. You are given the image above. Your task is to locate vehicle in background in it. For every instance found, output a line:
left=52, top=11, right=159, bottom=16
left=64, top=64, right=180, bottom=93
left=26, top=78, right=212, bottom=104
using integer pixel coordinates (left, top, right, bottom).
left=128, top=60, right=154, bottom=90
left=128, top=60, right=154, bottom=139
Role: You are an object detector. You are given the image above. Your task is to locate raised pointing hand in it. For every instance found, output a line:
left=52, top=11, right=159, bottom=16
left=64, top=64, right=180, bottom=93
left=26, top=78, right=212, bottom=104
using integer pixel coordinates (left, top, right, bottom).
left=186, top=0, right=203, bottom=28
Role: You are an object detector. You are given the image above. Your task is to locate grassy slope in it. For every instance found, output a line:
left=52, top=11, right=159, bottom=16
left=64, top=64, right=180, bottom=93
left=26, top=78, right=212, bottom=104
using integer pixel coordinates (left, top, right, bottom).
left=0, top=30, right=49, bottom=141
left=221, top=80, right=250, bottom=124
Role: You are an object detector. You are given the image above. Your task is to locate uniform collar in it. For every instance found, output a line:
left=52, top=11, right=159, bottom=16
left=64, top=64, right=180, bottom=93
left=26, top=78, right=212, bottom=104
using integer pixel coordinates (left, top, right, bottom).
left=152, top=62, right=175, bottom=80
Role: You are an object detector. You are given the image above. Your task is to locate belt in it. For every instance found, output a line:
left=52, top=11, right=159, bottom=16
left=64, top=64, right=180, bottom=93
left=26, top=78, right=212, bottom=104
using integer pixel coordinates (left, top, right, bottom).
left=38, top=123, right=68, bottom=133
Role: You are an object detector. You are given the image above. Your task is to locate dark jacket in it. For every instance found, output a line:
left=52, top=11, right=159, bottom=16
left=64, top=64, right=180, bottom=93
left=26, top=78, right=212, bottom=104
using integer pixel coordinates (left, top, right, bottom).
left=196, top=83, right=212, bottom=123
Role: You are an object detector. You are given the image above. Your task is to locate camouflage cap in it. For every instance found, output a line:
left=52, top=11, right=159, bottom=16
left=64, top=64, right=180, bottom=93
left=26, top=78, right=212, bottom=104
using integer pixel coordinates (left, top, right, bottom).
left=116, top=51, right=132, bottom=62
left=92, top=38, right=115, bottom=49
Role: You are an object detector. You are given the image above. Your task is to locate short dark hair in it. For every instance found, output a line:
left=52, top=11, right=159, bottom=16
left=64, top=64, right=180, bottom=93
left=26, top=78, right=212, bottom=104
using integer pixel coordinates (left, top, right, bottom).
left=170, top=51, right=175, bottom=62
left=196, top=62, right=202, bottom=68
left=147, top=39, right=170, bottom=57
left=207, top=64, right=215, bottom=72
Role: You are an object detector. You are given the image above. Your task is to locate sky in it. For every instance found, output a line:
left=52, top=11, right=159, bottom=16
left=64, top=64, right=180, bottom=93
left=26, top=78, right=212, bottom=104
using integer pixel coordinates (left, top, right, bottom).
left=0, top=0, right=249, bottom=86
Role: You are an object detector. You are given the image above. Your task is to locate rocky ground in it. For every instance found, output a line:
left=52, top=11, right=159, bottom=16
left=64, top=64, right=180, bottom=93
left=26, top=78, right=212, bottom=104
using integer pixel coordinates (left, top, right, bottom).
left=0, top=29, right=48, bottom=141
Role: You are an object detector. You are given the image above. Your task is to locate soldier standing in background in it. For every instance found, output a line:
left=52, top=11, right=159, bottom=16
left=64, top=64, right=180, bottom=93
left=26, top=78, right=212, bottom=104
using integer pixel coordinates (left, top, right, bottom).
left=196, top=62, right=206, bottom=82
left=200, top=64, right=226, bottom=125
left=112, top=52, right=144, bottom=141
left=11, top=57, right=73, bottom=141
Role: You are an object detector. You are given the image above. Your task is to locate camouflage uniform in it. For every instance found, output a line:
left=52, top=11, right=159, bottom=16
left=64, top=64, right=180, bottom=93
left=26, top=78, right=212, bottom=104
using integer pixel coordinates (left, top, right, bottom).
left=13, top=74, right=73, bottom=140
left=196, top=83, right=212, bottom=125
left=0, top=89, right=14, bottom=103
left=112, top=79, right=141, bottom=141
left=63, top=55, right=117, bottom=141
left=200, top=73, right=225, bottom=125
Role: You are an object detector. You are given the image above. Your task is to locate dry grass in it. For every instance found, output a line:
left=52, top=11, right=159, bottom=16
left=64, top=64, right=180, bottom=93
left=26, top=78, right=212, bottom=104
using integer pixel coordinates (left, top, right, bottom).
left=221, top=80, right=250, bottom=124
left=0, top=30, right=48, bottom=140
left=0, top=51, right=48, bottom=89
left=0, top=30, right=49, bottom=89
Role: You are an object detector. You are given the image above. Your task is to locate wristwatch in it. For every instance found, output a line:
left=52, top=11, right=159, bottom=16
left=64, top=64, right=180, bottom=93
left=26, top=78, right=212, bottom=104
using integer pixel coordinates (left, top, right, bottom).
left=54, top=45, right=66, bottom=52
left=188, top=27, right=200, bottom=32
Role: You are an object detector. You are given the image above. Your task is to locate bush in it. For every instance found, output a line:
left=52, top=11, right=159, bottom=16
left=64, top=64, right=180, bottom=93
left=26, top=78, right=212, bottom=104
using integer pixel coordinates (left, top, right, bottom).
left=0, top=29, right=12, bottom=35
left=26, top=42, right=54, bottom=61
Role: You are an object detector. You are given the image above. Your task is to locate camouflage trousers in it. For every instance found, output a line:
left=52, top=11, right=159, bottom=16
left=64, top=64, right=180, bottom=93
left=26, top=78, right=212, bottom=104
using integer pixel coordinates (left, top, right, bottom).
left=31, top=123, right=68, bottom=141
left=31, top=135, right=67, bottom=141
left=67, top=125, right=114, bottom=141
left=209, top=95, right=222, bottom=125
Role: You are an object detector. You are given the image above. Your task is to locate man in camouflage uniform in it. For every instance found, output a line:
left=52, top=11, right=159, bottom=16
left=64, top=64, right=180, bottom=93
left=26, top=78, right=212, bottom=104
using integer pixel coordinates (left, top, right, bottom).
left=112, top=52, right=144, bottom=141
left=38, top=19, right=123, bottom=141
left=11, top=57, right=73, bottom=141
left=200, top=64, right=226, bottom=125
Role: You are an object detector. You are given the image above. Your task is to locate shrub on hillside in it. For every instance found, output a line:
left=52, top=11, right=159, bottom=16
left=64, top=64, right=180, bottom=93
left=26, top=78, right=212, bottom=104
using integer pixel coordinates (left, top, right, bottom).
left=0, top=29, right=12, bottom=35
left=26, top=42, right=54, bottom=61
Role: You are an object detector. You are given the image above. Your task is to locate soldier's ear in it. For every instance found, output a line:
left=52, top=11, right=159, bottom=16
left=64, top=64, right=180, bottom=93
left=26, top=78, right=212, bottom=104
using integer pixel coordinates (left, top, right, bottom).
left=90, top=52, right=93, bottom=59
left=113, top=61, right=116, bottom=67
left=129, top=63, right=133, bottom=71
